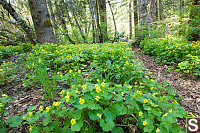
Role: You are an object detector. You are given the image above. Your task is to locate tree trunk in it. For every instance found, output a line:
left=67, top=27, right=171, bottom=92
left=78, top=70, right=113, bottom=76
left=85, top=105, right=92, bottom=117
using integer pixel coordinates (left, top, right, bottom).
left=99, top=0, right=107, bottom=42
left=28, top=0, right=56, bottom=44
left=178, top=0, right=184, bottom=35
left=108, top=0, right=117, bottom=42
left=133, top=0, right=138, bottom=37
left=95, top=0, right=103, bottom=43
left=148, top=0, right=158, bottom=27
left=138, top=0, right=148, bottom=25
left=129, top=0, right=132, bottom=39
left=46, top=0, right=58, bottom=29
left=89, top=0, right=96, bottom=43
left=158, top=0, right=162, bottom=21
left=0, top=0, right=36, bottom=44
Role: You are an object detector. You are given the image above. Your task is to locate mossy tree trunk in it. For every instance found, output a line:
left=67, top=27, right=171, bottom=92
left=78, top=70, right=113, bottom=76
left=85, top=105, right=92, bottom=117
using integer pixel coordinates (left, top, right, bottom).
left=99, top=0, right=107, bottom=42
left=28, top=0, right=56, bottom=44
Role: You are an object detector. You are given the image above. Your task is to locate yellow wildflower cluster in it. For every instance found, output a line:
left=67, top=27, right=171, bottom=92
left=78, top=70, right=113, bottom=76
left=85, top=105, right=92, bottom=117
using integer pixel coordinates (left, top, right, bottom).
left=79, top=98, right=85, bottom=105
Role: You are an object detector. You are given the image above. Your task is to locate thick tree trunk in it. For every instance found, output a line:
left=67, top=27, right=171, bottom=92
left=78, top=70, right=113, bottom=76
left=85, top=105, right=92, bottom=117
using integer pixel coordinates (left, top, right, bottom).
left=89, top=0, right=96, bottom=43
left=133, top=0, right=138, bottom=37
left=47, top=0, right=58, bottom=29
left=99, top=0, right=107, bottom=42
left=95, top=0, right=103, bottom=43
left=0, top=0, right=36, bottom=44
left=148, top=0, right=158, bottom=27
left=129, top=0, right=132, bottom=39
left=158, top=0, right=162, bottom=21
left=138, top=0, right=148, bottom=25
left=28, top=0, right=56, bottom=44
left=178, top=0, right=184, bottom=35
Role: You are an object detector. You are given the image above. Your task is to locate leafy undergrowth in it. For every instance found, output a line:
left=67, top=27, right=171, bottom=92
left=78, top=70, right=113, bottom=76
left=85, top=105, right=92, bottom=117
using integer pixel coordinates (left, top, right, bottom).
left=140, top=37, right=200, bottom=76
left=1, top=42, right=189, bottom=133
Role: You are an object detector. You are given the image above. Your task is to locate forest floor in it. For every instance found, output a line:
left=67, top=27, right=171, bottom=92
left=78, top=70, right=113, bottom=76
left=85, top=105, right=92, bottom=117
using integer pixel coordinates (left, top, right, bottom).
left=132, top=45, right=200, bottom=125
left=1, top=44, right=200, bottom=132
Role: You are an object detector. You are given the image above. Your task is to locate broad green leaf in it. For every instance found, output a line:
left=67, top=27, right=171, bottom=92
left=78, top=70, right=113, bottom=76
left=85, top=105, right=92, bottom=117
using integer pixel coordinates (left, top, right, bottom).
left=100, top=119, right=114, bottom=131
left=27, top=105, right=38, bottom=111
left=71, top=121, right=83, bottom=131
left=42, top=116, right=51, bottom=126
left=7, top=116, right=22, bottom=127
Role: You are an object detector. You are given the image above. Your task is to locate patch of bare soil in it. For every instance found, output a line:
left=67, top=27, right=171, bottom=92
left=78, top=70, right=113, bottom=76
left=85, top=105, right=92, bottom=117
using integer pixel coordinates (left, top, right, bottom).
left=132, top=46, right=200, bottom=117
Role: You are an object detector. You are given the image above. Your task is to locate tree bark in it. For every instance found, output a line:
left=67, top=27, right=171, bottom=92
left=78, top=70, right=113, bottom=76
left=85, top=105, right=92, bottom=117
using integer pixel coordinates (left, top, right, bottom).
left=108, top=0, right=117, bottom=42
left=99, top=0, right=107, bottom=42
left=138, top=0, right=148, bottom=25
left=129, top=0, right=132, bottom=39
left=0, top=0, right=36, bottom=44
left=133, top=0, right=138, bottom=37
left=95, top=0, right=103, bottom=43
left=28, top=0, right=56, bottom=44
left=148, top=0, right=158, bottom=27
left=89, top=0, right=96, bottom=43
left=158, top=0, right=162, bottom=21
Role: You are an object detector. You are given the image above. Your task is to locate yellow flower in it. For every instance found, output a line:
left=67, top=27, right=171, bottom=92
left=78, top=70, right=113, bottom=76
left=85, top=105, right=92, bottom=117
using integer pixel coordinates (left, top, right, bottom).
left=121, top=92, right=125, bottom=97
left=143, top=120, right=147, bottom=126
left=46, top=107, right=50, bottom=112
left=152, top=93, right=159, bottom=96
left=62, top=107, right=66, bottom=110
left=2, top=94, right=7, bottom=97
left=151, top=102, right=154, bottom=106
left=156, top=128, right=160, bottom=133
left=96, top=86, right=101, bottom=93
left=29, top=126, right=32, bottom=131
left=132, top=95, right=135, bottom=98
left=75, top=90, right=78, bottom=93
left=143, top=99, right=148, bottom=103
left=59, top=90, right=65, bottom=95
left=154, top=105, right=158, bottom=107
left=29, top=112, right=33, bottom=117
left=163, top=113, right=168, bottom=117
left=65, top=95, right=70, bottom=102
left=148, top=108, right=151, bottom=110
left=39, top=106, right=43, bottom=112
left=135, top=82, right=137, bottom=84
left=71, top=118, right=76, bottom=125
left=128, top=85, right=132, bottom=89
left=140, top=82, right=143, bottom=85
left=113, top=91, right=116, bottom=95
left=69, top=70, right=72, bottom=73
left=82, top=84, right=87, bottom=90
left=97, top=114, right=101, bottom=119
left=95, top=84, right=99, bottom=88
left=139, top=111, right=143, bottom=116
left=38, top=59, right=41, bottom=63
left=78, top=70, right=81, bottom=73
left=53, top=102, right=60, bottom=106
left=79, top=98, right=85, bottom=105
left=71, top=85, right=75, bottom=88
left=0, top=103, right=3, bottom=107
left=101, top=82, right=105, bottom=87
left=60, top=74, right=62, bottom=78
left=23, top=117, right=26, bottom=120
left=0, top=69, right=3, bottom=71
left=95, top=96, right=100, bottom=101
left=119, top=84, right=122, bottom=87
left=97, top=79, right=100, bottom=82
left=32, top=62, right=34, bottom=66
left=169, top=110, right=172, bottom=113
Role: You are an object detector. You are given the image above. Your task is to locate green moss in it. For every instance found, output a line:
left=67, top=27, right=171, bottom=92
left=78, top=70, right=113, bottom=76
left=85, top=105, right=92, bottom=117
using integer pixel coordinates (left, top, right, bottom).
left=44, top=19, right=52, bottom=27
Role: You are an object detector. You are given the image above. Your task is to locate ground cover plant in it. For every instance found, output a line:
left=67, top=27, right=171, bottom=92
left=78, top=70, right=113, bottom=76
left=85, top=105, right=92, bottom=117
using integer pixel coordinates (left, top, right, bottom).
left=0, top=42, right=190, bottom=133
left=139, top=37, right=200, bottom=76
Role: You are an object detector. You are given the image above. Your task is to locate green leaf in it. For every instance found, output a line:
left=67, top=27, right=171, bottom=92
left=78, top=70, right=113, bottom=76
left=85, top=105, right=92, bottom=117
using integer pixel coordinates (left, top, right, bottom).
left=71, top=121, right=83, bottom=131
left=87, top=103, right=101, bottom=110
left=7, top=116, right=22, bottom=127
left=104, top=108, right=114, bottom=122
left=42, top=116, right=51, bottom=126
left=88, top=110, right=101, bottom=120
left=111, top=126, right=123, bottom=133
left=73, top=110, right=82, bottom=120
left=0, top=128, right=6, bottom=133
left=27, top=105, right=38, bottom=111
left=100, top=119, right=114, bottom=131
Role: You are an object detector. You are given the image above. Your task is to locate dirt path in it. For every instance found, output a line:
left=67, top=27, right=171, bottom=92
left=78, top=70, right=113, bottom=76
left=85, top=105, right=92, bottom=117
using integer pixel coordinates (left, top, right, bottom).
left=132, top=45, right=200, bottom=117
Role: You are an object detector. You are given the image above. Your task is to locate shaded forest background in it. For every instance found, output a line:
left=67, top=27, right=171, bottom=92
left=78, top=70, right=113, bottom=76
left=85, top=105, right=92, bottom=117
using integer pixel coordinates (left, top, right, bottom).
left=0, top=0, right=199, bottom=46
